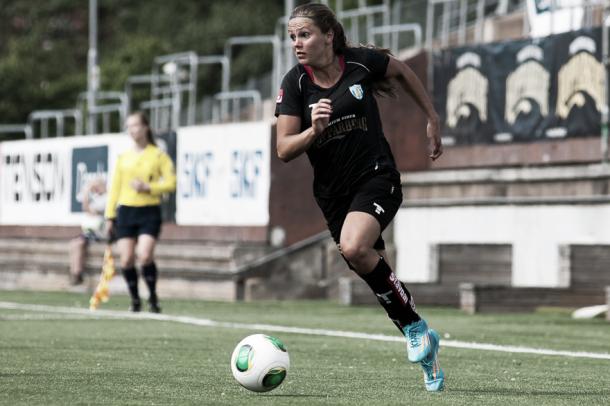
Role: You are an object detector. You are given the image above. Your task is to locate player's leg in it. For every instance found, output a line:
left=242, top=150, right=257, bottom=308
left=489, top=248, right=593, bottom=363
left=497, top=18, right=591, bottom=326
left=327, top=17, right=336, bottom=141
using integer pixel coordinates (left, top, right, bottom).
left=344, top=173, right=443, bottom=386
left=69, top=235, right=87, bottom=285
left=341, top=213, right=443, bottom=390
left=340, top=211, right=421, bottom=332
left=117, top=237, right=140, bottom=311
left=136, top=234, right=161, bottom=313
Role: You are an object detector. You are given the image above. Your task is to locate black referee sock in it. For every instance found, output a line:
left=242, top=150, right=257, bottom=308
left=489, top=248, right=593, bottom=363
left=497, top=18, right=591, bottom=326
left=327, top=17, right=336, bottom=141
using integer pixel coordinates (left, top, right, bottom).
left=358, top=257, right=420, bottom=331
left=121, top=267, right=140, bottom=303
left=142, top=262, right=158, bottom=303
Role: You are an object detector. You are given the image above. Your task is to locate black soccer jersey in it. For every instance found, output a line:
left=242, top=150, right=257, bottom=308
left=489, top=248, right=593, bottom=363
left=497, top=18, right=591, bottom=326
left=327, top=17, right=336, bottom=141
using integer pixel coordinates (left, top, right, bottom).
left=275, top=47, right=398, bottom=198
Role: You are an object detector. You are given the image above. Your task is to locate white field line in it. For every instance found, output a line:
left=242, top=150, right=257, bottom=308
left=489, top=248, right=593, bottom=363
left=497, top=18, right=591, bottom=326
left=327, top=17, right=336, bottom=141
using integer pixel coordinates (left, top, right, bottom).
left=1, top=301, right=609, bottom=361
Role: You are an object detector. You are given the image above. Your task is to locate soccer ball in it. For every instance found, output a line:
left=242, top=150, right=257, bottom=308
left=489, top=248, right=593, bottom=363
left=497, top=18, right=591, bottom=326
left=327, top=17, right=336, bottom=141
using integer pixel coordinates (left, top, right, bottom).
left=230, top=334, right=290, bottom=392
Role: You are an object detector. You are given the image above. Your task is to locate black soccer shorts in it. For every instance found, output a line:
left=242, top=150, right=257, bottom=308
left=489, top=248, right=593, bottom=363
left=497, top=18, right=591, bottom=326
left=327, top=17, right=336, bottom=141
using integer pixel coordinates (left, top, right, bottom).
left=115, top=205, right=162, bottom=239
left=316, top=170, right=403, bottom=251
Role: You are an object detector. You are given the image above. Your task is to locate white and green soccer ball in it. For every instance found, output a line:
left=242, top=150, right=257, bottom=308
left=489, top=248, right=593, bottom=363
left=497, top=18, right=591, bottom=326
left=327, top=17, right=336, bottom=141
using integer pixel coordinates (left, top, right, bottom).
left=230, top=334, right=290, bottom=392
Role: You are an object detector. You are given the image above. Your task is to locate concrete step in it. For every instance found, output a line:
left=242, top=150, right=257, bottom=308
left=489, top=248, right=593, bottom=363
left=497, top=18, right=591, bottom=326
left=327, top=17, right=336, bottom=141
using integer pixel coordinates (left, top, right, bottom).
left=0, top=238, right=275, bottom=296
left=0, top=266, right=241, bottom=301
left=0, top=232, right=334, bottom=302
left=0, top=250, right=235, bottom=270
left=0, top=238, right=271, bottom=270
left=0, top=238, right=246, bottom=261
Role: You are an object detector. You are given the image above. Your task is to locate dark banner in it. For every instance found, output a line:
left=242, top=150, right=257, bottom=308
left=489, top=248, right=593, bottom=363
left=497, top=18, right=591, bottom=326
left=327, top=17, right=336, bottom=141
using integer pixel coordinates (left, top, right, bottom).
left=71, top=145, right=108, bottom=212
left=433, top=27, right=603, bottom=145
left=155, top=131, right=177, bottom=222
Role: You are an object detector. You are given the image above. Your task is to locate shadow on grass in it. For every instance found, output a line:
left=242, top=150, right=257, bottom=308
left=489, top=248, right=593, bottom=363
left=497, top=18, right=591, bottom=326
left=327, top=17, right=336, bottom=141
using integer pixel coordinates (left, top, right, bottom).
left=262, top=394, right=333, bottom=398
left=450, top=388, right=610, bottom=397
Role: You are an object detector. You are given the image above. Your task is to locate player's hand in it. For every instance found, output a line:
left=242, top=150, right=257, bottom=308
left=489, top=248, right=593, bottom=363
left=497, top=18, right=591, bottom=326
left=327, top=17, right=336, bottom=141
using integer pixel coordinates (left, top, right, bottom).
left=310, top=98, right=332, bottom=136
left=427, top=117, right=443, bottom=161
left=130, top=179, right=150, bottom=193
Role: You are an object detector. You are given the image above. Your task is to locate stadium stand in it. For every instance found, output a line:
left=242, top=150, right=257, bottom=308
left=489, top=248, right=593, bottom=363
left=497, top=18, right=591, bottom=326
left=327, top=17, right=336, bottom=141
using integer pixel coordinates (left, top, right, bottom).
left=1, top=1, right=609, bottom=317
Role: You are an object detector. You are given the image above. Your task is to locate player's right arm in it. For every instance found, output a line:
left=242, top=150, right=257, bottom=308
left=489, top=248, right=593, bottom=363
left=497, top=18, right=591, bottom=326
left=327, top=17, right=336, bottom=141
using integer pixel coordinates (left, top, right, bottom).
left=104, top=157, right=122, bottom=239
left=276, top=98, right=332, bottom=162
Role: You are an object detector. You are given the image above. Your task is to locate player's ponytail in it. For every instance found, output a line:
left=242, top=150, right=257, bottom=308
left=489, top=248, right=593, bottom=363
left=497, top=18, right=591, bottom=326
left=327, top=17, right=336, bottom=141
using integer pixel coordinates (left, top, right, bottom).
left=363, top=45, right=396, bottom=98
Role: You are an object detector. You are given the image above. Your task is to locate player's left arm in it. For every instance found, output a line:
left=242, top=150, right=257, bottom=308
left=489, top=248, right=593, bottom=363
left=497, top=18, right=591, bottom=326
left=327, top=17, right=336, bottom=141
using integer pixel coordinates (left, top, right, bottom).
left=149, top=152, right=177, bottom=195
left=385, top=56, right=442, bottom=161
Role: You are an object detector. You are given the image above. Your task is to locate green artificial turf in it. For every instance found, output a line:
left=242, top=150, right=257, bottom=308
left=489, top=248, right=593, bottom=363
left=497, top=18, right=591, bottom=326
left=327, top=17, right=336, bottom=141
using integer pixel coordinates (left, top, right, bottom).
left=0, top=290, right=609, bottom=405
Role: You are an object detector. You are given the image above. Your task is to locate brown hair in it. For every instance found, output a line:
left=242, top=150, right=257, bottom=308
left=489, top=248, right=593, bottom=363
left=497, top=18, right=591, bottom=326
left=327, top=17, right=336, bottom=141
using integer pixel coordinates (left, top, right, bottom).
left=128, top=111, right=156, bottom=145
left=290, top=3, right=395, bottom=97
left=290, top=3, right=348, bottom=54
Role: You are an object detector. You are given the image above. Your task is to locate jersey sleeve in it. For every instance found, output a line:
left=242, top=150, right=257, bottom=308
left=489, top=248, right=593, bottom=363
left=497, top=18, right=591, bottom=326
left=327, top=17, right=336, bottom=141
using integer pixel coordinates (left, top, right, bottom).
left=274, top=67, right=303, bottom=117
left=347, top=47, right=390, bottom=81
left=363, top=47, right=390, bottom=80
left=104, top=156, right=122, bottom=219
left=149, top=151, right=177, bottom=196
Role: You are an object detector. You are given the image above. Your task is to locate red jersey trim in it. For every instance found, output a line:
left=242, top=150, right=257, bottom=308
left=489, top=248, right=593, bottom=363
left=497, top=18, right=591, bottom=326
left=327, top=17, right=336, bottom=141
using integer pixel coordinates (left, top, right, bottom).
left=303, top=55, right=345, bottom=84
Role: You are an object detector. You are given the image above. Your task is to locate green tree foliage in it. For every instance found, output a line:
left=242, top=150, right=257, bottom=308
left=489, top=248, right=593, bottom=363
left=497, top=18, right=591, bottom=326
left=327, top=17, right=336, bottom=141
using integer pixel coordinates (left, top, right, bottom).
left=0, top=0, right=283, bottom=125
left=0, top=0, right=89, bottom=123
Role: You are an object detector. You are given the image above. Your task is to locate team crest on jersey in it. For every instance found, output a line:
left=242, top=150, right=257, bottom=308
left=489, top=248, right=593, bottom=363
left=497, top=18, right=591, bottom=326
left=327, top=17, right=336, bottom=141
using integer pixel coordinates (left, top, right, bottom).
left=276, top=88, right=284, bottom=103
left=349, top=84, right=364, bottom=100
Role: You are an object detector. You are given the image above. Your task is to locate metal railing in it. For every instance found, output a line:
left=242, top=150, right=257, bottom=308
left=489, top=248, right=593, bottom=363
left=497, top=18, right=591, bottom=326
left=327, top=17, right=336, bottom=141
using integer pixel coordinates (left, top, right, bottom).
left=212, top=90, right=262, bottom=123
left=369, top=23, right=423, bottom=53
left=198, top=55, right=230, bottom=95
left=28, top=109, right=83, bottom=138
left=339, top=2, right=391, bottom=47
left=152, top=51, right=199, bottom=127
left=17, top=0, right=603, bottom=136
left=125, top=74, right=171, bottom=113
left=77, top=91, right=128, bottom=134
left=275, top=15, right=295, bottom=82
left=224, top=36, right=282, bottom=100
left=140, top=98, right=173, bottom=132
left=0, top=124, right=33, bottom=140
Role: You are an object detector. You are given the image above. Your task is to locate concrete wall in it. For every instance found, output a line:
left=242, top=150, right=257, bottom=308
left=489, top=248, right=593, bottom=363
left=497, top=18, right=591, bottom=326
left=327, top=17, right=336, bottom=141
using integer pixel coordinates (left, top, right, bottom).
left=268, top=126, right=327, bottom=246
left=395, top=203, right=610, bottom=287
left=395, top=163, right=610, bottom=288
left=377, top=51, right=431, bottom=172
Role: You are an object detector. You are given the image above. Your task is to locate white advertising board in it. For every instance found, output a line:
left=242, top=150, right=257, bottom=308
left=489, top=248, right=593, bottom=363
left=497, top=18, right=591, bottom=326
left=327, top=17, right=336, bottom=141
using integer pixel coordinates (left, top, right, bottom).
left=526, top=0, right=584, bottom=38
left=0, top=134, right=131, bottom=225
left=176, top=122, right=271, bottom=226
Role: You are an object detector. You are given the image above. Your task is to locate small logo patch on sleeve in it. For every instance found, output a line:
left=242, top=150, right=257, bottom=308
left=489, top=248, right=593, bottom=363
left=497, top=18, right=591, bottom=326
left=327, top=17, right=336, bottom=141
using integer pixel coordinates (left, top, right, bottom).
left=276, top=88, right=284, bottom=103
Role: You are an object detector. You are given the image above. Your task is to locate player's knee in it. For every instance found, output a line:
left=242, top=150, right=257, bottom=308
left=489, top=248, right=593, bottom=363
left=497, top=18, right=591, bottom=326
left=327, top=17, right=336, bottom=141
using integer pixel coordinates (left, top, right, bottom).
left=340, top=240, right=368, bottom=265
left=119, top=254, right=135, bottom=269
left=137, top=251, right=154, bottom=265
left=71, top=238, right=85, bottom=249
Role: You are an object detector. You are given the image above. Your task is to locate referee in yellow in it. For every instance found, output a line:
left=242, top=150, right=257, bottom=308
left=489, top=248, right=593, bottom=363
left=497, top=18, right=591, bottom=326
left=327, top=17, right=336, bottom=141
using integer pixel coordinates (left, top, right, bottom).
left=105, top=111, right=176, bottom=313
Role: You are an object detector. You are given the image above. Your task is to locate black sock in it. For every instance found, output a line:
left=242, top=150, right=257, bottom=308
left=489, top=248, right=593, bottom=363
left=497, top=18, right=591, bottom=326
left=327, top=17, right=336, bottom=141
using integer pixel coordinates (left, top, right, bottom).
left=142, top=262, right=158, bottom=303
left=358, top=257, right=420, bottom=331
left=122, top=267, right=140, bottom=303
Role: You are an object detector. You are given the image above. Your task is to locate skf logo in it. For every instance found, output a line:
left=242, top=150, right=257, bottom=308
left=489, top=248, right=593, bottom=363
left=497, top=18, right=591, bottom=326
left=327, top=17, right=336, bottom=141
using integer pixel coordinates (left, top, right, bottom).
left=349, top=84, right=364, bottom=100
left=276, top=88, right=284, bottom=103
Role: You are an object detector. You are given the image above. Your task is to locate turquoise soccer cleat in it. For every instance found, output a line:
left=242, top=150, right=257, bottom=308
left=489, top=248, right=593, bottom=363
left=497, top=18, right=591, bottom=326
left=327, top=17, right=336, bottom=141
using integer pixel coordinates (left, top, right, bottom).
left=403, top=319, right=432, bottom=363
left=420, top=329, right=445, bottom=392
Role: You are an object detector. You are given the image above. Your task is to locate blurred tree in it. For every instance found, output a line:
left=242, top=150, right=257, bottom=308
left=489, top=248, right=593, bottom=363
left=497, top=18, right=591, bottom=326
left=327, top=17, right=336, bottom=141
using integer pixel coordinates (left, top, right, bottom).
left=0, top=0, right=89, bottom=126
left=0, top=0, right=283, bottom=131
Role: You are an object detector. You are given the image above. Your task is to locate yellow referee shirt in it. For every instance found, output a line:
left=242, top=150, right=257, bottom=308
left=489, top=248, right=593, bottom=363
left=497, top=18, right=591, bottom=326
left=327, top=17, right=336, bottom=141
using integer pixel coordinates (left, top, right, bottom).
left=105, top=144, right=176, bottom=219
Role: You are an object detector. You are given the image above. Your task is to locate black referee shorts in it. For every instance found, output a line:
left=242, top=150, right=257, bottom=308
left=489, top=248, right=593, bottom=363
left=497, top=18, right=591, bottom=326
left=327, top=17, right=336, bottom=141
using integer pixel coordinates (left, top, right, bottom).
left=315, top=170, right=403, bottom=251
left=115, top=205, right=162, bottom=240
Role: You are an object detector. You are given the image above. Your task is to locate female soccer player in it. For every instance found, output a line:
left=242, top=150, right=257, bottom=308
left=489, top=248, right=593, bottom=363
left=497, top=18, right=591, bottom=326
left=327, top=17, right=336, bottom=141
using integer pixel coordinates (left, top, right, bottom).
left=275, top=3, right=444, bottom=391
left=105, top=112, right=176, bottom=313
